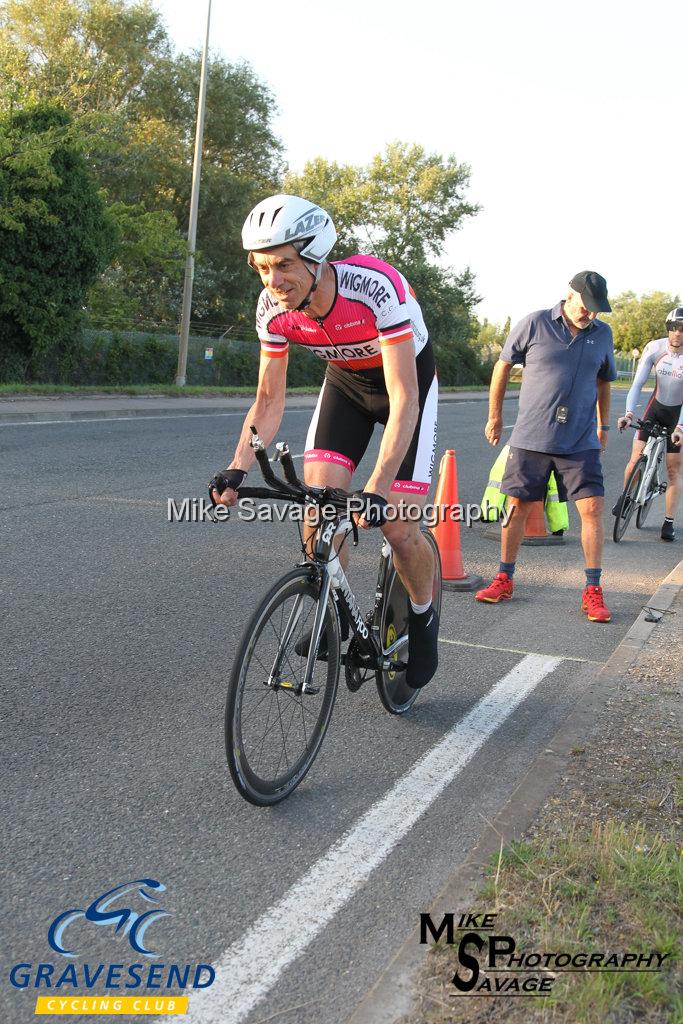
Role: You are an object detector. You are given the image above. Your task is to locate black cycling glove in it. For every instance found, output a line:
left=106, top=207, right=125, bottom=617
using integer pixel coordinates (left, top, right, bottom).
left=208, top=468, right=247, bottom=505
left=359, top=491, right=388, bottom=527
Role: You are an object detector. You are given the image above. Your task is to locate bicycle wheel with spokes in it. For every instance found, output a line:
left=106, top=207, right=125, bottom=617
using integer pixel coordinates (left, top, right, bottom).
left=636, top=480, right=656, bottom=528
left=225, top=567, right=340, bottom=805
left=613, top=458, right=645, bottom=543
left=375, top=530, right=442, bottom=715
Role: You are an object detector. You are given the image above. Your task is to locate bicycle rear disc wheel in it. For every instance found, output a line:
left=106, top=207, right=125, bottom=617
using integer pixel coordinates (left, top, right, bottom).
left=613, top=459, right=644, bottom=543
left=375, top=530, right=442, bottom=715
left=225, top=567, right=340, bottom=805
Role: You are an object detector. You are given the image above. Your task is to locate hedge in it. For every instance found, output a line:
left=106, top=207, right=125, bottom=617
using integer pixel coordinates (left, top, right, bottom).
left=0, top=330, right=492, bottom=388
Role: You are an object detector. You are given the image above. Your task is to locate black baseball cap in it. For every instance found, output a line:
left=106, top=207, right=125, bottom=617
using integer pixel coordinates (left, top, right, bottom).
left=569, top=271, right=611, bottom=313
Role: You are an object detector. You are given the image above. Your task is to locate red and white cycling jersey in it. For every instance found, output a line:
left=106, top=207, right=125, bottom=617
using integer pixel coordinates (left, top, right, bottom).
left=255, top=255, right=429, bottom=373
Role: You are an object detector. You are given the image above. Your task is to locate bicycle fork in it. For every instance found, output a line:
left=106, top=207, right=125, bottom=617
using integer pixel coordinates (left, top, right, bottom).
left=262, top=567, right=333, bottom=696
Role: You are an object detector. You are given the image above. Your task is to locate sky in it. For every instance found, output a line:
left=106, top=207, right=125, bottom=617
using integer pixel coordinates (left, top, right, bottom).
left=153, top=0, right=681, bottom=326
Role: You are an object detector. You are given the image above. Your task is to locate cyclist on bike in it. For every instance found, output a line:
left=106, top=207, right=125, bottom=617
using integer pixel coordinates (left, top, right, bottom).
left=616, top=307, right=683, bottom=541
left=211, top=195, right=439, bottom=688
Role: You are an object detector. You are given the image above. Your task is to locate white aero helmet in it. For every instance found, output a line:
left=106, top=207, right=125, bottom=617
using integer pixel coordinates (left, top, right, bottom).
left=665, top=307, right=683, bottom=326
left=242, top=194, right=337, bottom=264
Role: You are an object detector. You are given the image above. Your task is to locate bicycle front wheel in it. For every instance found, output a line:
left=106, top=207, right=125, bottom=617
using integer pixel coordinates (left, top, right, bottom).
left=636, top=455, right=660, bottom=529
left=636, top=483, right=656, bottom=528
left=375, top=530, right=443, bottom=715
left=613, top=458, right=644, bottom=543
left=225, top=567, right=340, bottom=806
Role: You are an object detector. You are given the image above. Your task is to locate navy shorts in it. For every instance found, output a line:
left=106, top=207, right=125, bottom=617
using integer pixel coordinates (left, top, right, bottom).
left=501, top=447, right=604, bottom=502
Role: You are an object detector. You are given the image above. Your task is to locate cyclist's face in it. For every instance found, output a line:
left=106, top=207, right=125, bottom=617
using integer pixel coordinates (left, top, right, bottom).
left=564, top=289, right=597, bottom=329
left=668, top=325, right=683, bottom=351
left=250, top=245, right=314, bottom=309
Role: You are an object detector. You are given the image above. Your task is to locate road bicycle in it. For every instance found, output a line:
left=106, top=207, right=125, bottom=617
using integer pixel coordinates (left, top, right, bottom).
left=613, top=419, right=668, bottom=543
left=217, top=428, right=442, bottom=806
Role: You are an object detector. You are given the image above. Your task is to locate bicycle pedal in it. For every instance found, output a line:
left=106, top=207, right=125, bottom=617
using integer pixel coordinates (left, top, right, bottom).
left=659, top=483, right=667, bottom=493
left=384, top=659, right=407, bottom=672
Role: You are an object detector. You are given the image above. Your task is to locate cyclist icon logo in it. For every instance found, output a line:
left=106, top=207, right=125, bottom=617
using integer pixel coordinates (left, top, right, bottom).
left=47, top=879, right=170, bottom=958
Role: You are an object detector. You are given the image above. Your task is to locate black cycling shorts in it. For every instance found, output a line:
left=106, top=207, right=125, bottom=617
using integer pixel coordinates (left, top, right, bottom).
left=304, top=344, right=438, bottom=496
left=637, top=397, right=682, bottom=454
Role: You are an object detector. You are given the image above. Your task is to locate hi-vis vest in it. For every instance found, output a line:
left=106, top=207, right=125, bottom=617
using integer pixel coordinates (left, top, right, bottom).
left=481, top=444, right=569, bottom=532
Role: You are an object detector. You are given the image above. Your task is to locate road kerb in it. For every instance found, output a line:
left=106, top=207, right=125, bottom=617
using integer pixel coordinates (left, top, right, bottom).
left=0, top=390, right=516, bottom=423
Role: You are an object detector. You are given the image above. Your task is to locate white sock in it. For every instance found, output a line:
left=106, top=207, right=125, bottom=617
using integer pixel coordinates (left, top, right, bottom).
left=410, top=598, right=432, bottom=615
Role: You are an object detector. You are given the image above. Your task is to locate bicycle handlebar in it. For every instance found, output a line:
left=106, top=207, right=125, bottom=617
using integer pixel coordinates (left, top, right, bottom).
left=626, top=417, right=668, bottom=437
left=211, top=426, right=354, bottom=513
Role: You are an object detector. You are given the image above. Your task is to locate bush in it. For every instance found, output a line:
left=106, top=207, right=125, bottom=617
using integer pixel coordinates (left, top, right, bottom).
left=0, top=328, right=491, bottom=388
left=433, top=337, right=493, bottom=386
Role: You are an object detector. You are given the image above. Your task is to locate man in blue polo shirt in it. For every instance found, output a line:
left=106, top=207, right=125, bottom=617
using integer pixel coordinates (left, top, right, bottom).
left=476, top=271, right=617, bottom=622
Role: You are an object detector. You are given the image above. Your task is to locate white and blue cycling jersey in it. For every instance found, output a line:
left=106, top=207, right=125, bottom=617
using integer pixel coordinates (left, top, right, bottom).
left=625, top=339, right=683, bottom=426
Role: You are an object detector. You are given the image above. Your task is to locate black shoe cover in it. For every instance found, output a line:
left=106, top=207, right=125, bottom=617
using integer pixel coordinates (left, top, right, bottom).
left=406, top=606, right=440, bottom=689
left=661, top=520, right=675, bottom=542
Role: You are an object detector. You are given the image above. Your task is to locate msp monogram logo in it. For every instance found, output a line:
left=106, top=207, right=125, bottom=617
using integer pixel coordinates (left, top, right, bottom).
left=420, top=910, right=671, bottom=997
left=48, top=879, right=169, bottom=958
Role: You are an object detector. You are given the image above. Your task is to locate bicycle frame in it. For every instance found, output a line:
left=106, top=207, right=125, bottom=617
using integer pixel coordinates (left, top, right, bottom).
left=296, top=518, right=406, bottom=694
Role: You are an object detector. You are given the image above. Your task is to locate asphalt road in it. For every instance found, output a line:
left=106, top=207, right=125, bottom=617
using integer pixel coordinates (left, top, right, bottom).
left=1, top=393, right=678, bottom=1024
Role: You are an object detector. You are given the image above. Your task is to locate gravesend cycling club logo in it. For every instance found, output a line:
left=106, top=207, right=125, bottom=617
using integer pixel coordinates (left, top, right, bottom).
left=420, top=910, right=671, bottom=997
left=48, top=879, right=169, bottom=957
left=8, top=877, right=215, bottom=1017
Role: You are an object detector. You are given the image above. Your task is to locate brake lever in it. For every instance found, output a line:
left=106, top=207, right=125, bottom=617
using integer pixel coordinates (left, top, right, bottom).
left=250, top=426, right=281, bottom=488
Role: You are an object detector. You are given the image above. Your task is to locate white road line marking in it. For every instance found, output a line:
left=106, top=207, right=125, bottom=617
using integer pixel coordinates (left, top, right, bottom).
left=0, top=412, right=251, bottom=427
left=77, top=495, right=166, bottom=507
left=438, top=637, right=600, bottom=664
left=183, top=653, right=560, bottom=1024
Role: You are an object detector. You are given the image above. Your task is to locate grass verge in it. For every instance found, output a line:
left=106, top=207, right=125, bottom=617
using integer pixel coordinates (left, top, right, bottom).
left=416, top=821, right=681, bottom=1023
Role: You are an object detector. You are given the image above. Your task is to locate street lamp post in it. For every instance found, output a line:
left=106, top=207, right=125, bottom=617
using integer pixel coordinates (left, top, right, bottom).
left=175, top=0, right=212, bottom=387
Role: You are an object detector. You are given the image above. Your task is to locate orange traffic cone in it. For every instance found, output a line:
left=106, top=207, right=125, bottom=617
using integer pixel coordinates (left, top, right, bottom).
left=521, top=499, right=565, bottom=546
left=430, top=450, right=483, bottom=592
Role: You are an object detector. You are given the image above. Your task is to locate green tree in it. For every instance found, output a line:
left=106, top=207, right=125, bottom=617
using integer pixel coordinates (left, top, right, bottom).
left=285, top=142, right=479, bottom=266
left=87, top=202, right=187, bottom=327
left=0, top=0, right=170, bottom=114
left=471, top=315, right=511, bottom=359
left=0, top=103, right=116, bottom=381
left=129, top=53, right=283, bottom=328
left=0, top=0, right=285, bottom=334
left=285, top=144, right=482, bottom=368
left=604, top=291, right=680, bottom=354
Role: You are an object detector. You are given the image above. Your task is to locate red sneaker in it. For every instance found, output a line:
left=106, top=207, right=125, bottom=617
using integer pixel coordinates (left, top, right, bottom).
left=582, top=585, right=612, bottom=623
left=475, top=572, right=514, bottom=603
